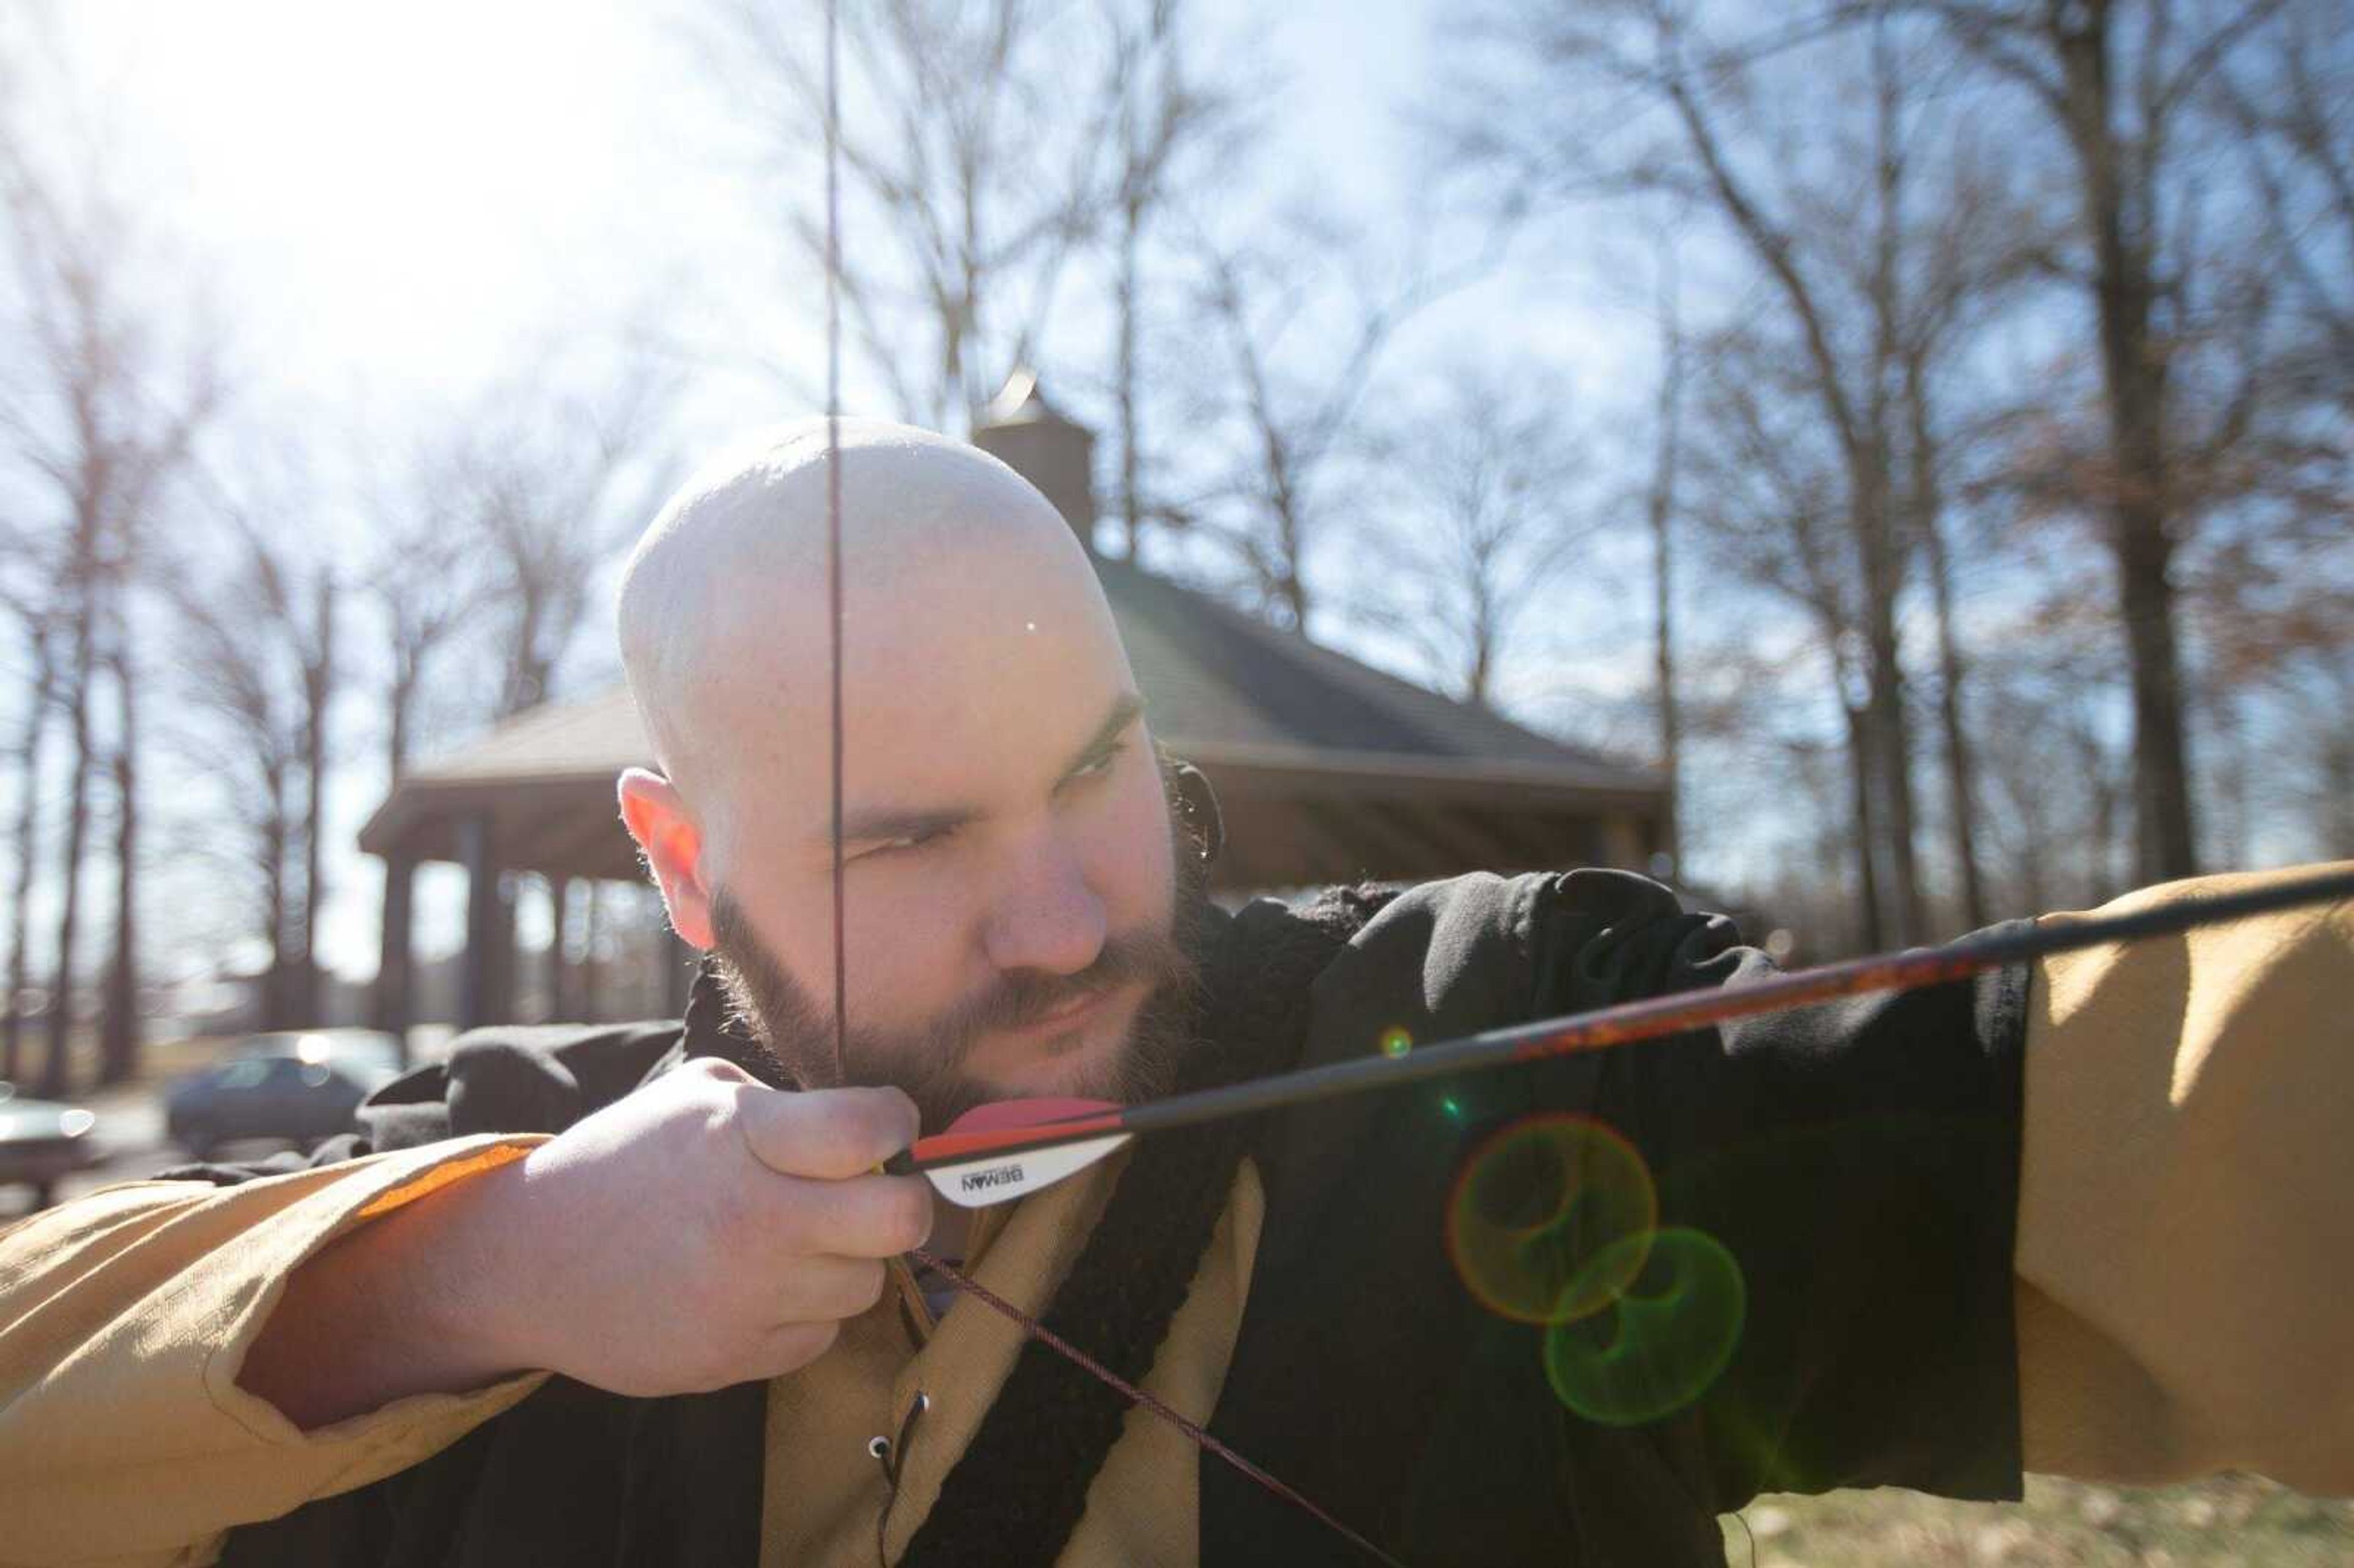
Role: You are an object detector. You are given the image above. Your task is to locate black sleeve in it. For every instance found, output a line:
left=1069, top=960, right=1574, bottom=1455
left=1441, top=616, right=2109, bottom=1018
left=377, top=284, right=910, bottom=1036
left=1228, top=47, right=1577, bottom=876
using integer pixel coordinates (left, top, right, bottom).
left=1524, top=869, right=2030, bottom=1507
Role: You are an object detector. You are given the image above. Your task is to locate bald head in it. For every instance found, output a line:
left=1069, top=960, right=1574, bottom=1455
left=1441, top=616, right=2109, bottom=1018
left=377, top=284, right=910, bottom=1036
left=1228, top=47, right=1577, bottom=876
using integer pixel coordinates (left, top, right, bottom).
left=616, top=419, right=1190, bottom=1124
left=617, top=417, right=1122, bottom=871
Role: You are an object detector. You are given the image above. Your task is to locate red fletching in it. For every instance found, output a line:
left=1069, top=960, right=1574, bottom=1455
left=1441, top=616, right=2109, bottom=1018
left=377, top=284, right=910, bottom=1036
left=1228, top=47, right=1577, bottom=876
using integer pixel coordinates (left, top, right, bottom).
left=912, top=1098, right=1126, bottom=1168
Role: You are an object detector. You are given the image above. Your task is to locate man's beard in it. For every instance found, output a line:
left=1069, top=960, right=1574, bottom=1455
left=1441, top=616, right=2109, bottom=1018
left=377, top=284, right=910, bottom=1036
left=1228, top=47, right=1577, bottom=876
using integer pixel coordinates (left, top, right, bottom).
left=706, top=766, right=1215, bottom=1131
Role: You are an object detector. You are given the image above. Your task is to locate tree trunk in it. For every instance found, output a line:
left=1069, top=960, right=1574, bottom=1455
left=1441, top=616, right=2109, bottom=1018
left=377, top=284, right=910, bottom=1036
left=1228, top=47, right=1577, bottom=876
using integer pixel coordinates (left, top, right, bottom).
left=261, top=760, right=291, bottom=1031
left=1856, top=26, right=1923, bottom=948
left=375, top=659, right=417, bottom=1050
left=1116, top=192, right=1145, bottom=559
left=98, top=628, right=139, bottom=1087
left=295, top=573, right=334, bottom=1024
left=1907, top=362, right=1988, bottom=929
left=2322, top=698, right=2354, bottom=858
left=1857, top=490, right=1924, bottom=946
left=1843, top=702, right=1887, bottom=951
left=374, top=853, right=414, bottom=1064
left=2013, top=775, right=2051, bottom=916
left=1922, top=529, right=1989, bottom=929
left=1648, top=291, right=1683, bottom=878
left=41, top=561, right=101, bottom=1098
left=2060, top=7, right=2199, bottom=881
left=579, top=883, right=602, bottom=1021
left=2203, top=693, right=2247, bottom=869
left=552, top=875, right=578, bottom=1021
left=2, top=635, right=55, bottom=1084
left=1650, top=508, right=1677, bottom=874
left=2111, top=486, right=2198, bottom=880
left=2079, top=721, right=2123, bottom=907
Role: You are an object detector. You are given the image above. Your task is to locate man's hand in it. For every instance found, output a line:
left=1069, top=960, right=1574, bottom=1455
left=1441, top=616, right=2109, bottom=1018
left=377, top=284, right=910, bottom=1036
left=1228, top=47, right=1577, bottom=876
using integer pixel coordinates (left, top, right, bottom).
left=239, top=1059, right=931, bottom=1428
left=479, top=1059, right=931, bottom=1393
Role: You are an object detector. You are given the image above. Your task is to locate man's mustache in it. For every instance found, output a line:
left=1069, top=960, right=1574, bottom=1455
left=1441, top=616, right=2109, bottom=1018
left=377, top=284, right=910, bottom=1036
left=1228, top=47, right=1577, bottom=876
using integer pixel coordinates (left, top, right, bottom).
left=921, top=923, right=1198, bottom=1049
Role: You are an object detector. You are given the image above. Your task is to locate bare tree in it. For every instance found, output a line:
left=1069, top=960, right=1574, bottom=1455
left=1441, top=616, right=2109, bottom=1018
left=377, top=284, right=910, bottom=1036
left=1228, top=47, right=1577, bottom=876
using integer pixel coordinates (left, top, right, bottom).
left=95, top=584, right=137, bottom=1082
left=1169, top=208, right=1479, bottom=636
left=1969, top=598, right=2138, bottom=912
left=1444, top=1, right=2090, bottom=939
left=289, top=571, right=334, bottom=1026
left=445, top=367, right=673, bottom=723
left=1645, top=244, right=1686, bottom=877
left=1915, top=0, right=2295, bottom=881
left=1447, top=3, right=2006, bottom=942
left=701, top=0, right=1132, bottom=430
left=1357, top=362, right=1596, bottom=707
left=1893, top=137, right=2047, bottom=930
left=0, top=588, right=55, bottom=1083
left=1681, top=324, right=1899, bottom=941
left=2176, top=3, right=2354, bottom=866
left=166, top=530, right=310, bottom=1030
left=1098, top=0, right=1263, bottom=558
left=354, top=440, right=481, bottom=1043
left=421, top=363, right=672, bottom=1027
left=2212, top=0, right=2354, bottom=414
left=0, top=39, right=221, bottom=1090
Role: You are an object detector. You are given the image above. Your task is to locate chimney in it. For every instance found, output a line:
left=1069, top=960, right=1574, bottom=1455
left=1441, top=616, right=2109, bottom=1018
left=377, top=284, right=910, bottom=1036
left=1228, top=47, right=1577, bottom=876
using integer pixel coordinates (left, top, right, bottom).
left=972, top=368, right=1099, bottom=555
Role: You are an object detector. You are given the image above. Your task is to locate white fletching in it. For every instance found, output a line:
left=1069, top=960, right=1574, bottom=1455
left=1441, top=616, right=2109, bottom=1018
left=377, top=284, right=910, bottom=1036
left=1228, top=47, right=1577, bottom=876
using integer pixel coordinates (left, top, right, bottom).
left=923, top=1133, right=1133, bottom=1208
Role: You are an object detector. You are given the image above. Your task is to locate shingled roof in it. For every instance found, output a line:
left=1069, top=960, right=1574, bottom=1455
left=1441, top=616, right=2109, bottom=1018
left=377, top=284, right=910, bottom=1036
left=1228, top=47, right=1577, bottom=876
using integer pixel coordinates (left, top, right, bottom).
left=1097, top=557, right=1655, bottom=791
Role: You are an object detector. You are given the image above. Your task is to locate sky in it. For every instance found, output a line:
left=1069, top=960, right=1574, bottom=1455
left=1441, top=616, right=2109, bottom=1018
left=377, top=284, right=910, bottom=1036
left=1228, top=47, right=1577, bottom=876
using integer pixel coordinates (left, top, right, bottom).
left=67, top=0, right=1475, bottom=417
left=42, top=0, right=1663, bottom=984
left=27, top=1, right=2333, bottom=995
left=69, top=1, right=772, bottom=406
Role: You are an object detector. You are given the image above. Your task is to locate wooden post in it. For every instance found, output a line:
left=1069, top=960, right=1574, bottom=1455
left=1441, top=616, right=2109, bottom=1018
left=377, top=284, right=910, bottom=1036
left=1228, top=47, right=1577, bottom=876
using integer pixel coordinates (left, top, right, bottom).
left=551, top=875, right=577, bottom=1021
left=375, top=850, right=417, bottom=1066
left=459, top=816, right=496, bottom=1031
left=1598, top=813, right=1644, bottom=872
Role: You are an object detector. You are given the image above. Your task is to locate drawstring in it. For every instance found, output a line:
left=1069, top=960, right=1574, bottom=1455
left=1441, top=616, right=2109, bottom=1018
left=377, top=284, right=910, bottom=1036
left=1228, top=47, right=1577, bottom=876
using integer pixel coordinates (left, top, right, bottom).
left=869, top=1390, right=931, bottom=1567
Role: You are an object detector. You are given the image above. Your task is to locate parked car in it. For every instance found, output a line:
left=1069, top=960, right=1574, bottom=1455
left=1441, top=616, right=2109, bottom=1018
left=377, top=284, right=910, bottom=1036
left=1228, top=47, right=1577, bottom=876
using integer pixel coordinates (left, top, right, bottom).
left=164, top=1030, right=405, bottom=1160
left=0, top=1081, right=104, bottom=1209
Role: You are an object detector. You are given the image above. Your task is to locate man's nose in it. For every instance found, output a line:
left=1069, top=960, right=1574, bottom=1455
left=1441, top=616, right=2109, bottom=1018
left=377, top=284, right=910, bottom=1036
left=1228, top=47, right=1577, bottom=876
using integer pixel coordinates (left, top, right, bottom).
left=981, top=827, right=1109, bottom=978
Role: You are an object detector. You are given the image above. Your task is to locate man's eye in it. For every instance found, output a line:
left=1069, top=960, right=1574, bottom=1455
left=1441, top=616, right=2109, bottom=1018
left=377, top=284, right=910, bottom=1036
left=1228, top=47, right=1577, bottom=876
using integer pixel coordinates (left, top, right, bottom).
left=858, top=827, right=951, bottom=861
left=1070, top=741, right=1126, bottom=782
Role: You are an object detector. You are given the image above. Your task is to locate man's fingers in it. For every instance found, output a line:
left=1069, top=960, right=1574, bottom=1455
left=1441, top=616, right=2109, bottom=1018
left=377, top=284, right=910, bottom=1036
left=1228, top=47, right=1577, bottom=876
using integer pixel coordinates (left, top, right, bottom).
left=738, top=1084, right=920, bottom=1179
left=790, top=1171, right=935, bottom=1259
left=748, top=1320, right=842, bottom=1381
left=774, top=1255, right=890, bottom=1324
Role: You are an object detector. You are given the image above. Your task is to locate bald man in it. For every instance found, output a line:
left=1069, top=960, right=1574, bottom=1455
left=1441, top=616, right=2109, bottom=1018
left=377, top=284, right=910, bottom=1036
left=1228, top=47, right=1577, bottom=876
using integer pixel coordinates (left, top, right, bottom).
left=616, top=421, right=1210, bottom=1135
left=1, top=421, right=2348, bottom=1568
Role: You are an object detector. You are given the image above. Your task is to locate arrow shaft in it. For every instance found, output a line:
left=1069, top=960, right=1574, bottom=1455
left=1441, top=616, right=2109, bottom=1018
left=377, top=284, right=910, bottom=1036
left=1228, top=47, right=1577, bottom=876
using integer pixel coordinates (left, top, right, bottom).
left=905, top=864, right=2354, bottom=1173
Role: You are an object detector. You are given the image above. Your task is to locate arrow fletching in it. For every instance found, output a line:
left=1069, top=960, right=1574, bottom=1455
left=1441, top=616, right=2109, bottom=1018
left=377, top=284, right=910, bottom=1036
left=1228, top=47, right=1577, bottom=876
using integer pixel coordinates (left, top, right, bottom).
left=899, top=1097, right=1134, bottom=1207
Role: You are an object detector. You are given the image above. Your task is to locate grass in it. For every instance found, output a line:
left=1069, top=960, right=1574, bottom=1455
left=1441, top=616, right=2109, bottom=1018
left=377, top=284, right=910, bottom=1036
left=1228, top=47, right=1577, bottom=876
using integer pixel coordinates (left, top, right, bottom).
left=1721, top=1474, right=2354, bottom=1566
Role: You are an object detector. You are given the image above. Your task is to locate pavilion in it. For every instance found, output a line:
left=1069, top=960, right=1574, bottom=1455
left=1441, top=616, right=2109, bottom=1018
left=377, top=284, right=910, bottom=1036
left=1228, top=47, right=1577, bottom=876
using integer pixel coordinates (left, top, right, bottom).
left=359, top=385, right=1667, bottom=1030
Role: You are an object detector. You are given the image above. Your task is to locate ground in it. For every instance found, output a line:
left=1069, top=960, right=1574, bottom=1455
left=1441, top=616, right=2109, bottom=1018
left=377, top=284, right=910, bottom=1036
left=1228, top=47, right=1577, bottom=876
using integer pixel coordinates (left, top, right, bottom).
left=1722, top=1474, right=2354, bottom=1566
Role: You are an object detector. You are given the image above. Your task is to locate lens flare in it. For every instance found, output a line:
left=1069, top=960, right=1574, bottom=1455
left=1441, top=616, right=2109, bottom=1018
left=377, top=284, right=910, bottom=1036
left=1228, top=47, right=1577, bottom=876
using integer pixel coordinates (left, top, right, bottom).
left=1379, top=1026, right=1413, bottom=1058
left=1542, top=1227, right=1745, bottom=1426
left=1446, top=1114, right=1656, bottom=1325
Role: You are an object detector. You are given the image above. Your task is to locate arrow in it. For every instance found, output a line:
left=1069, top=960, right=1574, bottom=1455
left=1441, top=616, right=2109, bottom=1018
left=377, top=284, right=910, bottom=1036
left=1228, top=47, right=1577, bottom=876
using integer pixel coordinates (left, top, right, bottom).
left=894, top=863, right=2354, bottom=1208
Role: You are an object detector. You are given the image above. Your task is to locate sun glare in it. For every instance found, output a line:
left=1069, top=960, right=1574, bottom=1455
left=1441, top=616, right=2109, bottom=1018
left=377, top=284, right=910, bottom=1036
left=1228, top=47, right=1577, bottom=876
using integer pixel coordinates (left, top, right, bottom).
left=76, top=1, right=674, bottom=390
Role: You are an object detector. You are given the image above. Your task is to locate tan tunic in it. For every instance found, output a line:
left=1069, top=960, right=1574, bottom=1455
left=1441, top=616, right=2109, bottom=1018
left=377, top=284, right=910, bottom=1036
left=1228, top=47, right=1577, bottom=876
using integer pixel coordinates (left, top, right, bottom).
left=0, top=865, right=2346, bottom=1566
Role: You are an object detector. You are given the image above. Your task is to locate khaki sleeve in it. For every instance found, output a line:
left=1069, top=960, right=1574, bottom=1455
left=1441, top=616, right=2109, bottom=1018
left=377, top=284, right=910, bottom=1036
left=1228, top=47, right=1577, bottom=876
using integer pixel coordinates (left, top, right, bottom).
left=0, top=1134, right=554, bottom=1568
left=2014, top=862, right=2354, bottom=1493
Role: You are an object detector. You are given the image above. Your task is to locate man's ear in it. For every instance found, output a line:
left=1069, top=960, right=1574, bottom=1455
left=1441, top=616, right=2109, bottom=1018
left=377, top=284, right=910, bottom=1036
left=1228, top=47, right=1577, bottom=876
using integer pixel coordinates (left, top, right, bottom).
left=619, top=767, right=715, bottom=951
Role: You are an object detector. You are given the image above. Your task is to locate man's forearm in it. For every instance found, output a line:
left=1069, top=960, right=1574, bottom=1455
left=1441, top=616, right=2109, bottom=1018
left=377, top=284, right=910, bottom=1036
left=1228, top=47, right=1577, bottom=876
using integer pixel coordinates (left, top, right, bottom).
left=238, top=1155, right=539, bottom=1430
